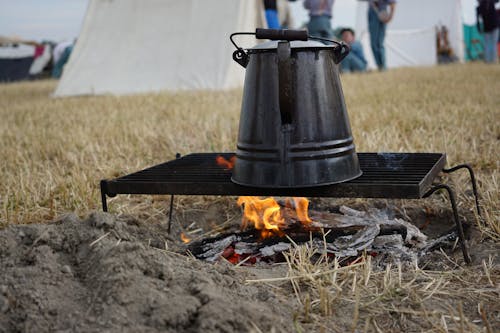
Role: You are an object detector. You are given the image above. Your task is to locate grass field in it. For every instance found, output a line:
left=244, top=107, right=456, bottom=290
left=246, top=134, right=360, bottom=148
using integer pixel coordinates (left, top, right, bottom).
left=0, top=63, right=498, bottom=235
left=0, top=63, right=499, bottom=332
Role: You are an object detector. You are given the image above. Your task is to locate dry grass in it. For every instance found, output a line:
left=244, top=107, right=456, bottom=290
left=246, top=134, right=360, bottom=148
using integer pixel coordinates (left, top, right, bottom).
left=0, top=81, right=241, bottom=224
left=248, top=242, right=500, bottom=333
left=0, top=63, right=498, bottom=236
left=0, top=63, right=499, bottom=332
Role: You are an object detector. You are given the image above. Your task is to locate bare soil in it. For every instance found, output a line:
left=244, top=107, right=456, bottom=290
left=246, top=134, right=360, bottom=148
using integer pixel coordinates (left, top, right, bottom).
left=0, top=200, right=498, bottom=332
left=0, top=212, right=295, bottom=333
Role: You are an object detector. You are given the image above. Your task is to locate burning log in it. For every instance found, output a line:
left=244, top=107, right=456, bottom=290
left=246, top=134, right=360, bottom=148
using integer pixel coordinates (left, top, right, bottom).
left=187, top=205, right=427, bottom=265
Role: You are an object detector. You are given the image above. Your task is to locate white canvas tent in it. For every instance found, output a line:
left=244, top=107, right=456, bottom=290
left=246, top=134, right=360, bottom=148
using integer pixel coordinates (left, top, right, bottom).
left=54, top=0, right=264, bottom=97
left=355, top=0, right=464, bottom=69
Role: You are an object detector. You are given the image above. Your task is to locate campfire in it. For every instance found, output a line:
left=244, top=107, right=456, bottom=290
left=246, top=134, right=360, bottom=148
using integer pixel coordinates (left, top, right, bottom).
left=214, top=155, right=316, bottom=240
left=185, top=192, right=432, bottom=267
left=237, top=196, right=313, bottom=239
left=179, top=155, right=449, bottom=266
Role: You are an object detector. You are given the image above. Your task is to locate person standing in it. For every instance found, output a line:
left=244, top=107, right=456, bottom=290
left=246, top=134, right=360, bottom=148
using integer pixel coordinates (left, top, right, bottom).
left=477, top=0, right=499, bottom=63
left=368, top=0, right=396, bottom=70
left=304, top=0, right=335, bottom=39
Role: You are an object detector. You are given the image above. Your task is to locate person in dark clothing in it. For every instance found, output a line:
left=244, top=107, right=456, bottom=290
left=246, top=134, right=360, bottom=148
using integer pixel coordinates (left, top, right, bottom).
left=477, top=0, right=499, bottom=63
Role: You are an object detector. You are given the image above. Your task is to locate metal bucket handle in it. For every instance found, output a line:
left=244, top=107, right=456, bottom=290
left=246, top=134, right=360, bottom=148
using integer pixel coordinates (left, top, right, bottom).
left=230, top=29, right=350, bottom=127
left=229, top=28, right=350, bottom=68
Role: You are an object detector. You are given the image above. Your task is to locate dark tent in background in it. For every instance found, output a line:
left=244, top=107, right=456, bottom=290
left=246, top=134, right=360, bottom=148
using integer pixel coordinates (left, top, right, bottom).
left=0, top=36, right=53, bottom=82
left=0, top=44, right=34, bottom=82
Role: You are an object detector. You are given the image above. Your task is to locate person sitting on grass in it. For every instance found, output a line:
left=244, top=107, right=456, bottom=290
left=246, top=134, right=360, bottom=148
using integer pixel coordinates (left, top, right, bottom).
left=339, top=28, right=367, bottom=73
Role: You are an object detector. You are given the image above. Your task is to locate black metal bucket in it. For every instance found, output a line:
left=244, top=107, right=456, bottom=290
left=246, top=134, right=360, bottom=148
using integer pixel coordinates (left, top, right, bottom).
left=230, top=29, right=362, bottom=188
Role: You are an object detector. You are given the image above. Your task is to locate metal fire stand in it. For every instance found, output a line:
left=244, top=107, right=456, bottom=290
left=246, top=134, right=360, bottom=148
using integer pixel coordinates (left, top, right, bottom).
left=100, top=152, right=481, bottom=264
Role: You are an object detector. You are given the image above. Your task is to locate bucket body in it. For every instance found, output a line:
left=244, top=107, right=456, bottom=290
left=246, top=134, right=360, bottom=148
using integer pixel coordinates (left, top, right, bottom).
left=232, top=39, right=362, bottom=188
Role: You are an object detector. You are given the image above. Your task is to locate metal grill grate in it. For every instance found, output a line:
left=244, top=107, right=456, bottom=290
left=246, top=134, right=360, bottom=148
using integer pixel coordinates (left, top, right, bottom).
left=101, top=152, right=446, bottom=199
left=99, top=152, right=483, bottom=263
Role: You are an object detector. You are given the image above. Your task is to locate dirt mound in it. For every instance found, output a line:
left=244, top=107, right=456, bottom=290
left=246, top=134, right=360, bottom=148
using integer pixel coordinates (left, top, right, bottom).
left=0, top=213, right=294, bottom=333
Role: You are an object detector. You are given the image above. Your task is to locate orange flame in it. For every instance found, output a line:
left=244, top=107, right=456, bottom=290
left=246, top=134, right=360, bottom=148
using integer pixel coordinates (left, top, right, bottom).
left=180, top=233, right=191, bottom=244
left=237, top=196, right=285, bottom=238
left=216, top=155, right=236, bottom=170
left=292, top=197, right=312, bottom=224
left=236, top=196, right=313, bottom=239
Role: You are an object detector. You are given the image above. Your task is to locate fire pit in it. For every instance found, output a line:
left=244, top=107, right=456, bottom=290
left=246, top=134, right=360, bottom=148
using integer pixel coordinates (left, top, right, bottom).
left=100, top=152, right=480, bottom=264
left=186, top=199, right=429, bottom=267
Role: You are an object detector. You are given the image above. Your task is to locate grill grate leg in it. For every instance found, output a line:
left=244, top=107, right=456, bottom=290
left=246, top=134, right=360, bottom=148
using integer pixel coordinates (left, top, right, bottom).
left=167, top=153, right=181, bottom=234
left=443, top=164, right=481, bottom=218
left=424, top=184, right=472, bottom=264
left=100, top=180, right=108, bottom=212
left=167, top=195, right=175, bottom=234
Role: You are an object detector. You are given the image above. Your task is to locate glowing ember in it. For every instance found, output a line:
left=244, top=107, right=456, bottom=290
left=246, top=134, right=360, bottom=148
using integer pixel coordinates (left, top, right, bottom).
left=215, top=155, right=236, bottom=170
left=180, top=233, right=191, bottom=244
left=237, top=196, right=313, bottom=239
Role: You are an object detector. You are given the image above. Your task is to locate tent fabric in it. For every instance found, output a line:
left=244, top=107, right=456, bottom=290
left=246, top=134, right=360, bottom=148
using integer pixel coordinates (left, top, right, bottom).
left=0, top=45, right=35, bottom=82
left=355, top=0, right=464, bottom=69
left=54, top=0, right=264, bottom=97
left=357, top=28, right=437, bottom=68
left=0, top=44, right=35, bottom=58
left=0, top=57, right=34, bottom=82
left=29, top=44, right=52, bottom=75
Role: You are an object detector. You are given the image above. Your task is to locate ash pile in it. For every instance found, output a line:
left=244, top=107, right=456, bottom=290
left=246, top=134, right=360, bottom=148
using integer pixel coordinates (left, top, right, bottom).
left=187, top=199, right=452, bottom=268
